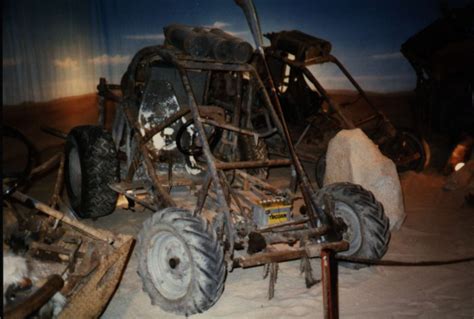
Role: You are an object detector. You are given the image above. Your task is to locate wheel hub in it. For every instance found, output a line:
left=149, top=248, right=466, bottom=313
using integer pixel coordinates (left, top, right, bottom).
left=333, top=201, right=362, bottom=256
left=68, top=147, right=82, bottom=198
left=148, top=231, right=192, bottom=300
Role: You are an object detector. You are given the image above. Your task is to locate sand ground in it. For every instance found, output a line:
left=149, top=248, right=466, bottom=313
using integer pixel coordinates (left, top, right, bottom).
left=4, top=93, right=474, bottom=318
left=16, top=160, right=474, bottom=319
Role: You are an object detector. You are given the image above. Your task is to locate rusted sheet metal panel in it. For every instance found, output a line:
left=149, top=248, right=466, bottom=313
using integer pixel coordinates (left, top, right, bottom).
left=58, top=236, right=134, bottom=319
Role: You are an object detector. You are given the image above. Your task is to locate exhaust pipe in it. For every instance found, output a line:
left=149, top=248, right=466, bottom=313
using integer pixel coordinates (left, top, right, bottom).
left=234, top=0, right=264, bottom=49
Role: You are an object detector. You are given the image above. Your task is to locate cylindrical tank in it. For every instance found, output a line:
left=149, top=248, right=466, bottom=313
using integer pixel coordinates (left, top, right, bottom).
left=164, top=24, right=210, bottom=58
left=210, top=28, right=254, bottom=63
left=164, top=24, right=254, bottom=63
left=265, top=30, right=332, bottom=60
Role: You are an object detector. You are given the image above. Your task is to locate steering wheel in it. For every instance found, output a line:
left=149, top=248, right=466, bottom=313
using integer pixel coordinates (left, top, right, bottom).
left=176, top=119, right=222, bottom=157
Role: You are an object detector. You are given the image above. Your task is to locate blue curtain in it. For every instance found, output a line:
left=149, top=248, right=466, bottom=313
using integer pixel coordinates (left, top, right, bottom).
left=2, top=0, right=440, bottom=105
left=2, top=0, right=240, bottom=105
left=3, top=1, right=113, bottom=104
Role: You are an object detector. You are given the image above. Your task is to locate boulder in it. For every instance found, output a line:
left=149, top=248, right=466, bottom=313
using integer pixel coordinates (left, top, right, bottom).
left=324, top=129, right=405, bottom=231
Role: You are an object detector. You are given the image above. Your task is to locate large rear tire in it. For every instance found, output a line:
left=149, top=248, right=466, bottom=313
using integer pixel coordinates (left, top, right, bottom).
left=137, top=208, right=226, bottom=316
left=315, top=182, right=390, bottom=268
left=64, top=125, right=119, bottom=218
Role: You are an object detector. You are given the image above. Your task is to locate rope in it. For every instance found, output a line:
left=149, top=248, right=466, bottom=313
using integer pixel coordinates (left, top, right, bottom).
left=336, top=255, right=474, bottom=267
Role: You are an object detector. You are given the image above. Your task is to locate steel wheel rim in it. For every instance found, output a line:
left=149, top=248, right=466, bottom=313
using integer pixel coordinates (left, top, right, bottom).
left=334, top=201, right=362, bottom=256
left=68, top=146, right=82, bottom=199
left=148, top=230, right=192, bottom=300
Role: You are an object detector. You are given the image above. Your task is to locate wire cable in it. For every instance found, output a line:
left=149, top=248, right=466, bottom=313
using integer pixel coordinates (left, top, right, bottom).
left=336, top=255, right=474, bottom=267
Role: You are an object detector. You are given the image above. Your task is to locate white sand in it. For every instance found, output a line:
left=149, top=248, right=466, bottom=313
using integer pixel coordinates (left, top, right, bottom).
left=97, top=170, right=474, bottom=319
left=6, top=93, right=472, bottom=318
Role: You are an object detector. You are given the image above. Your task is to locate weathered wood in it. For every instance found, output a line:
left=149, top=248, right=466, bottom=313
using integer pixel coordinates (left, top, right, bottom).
left=49, top=153, right=65, bottom=209
left=40, top=126, right=68, bottom=139
left=58, top=237, right=134, bottom=319
left=4, top=275, right=64, bottom=319
left=30, top=241, right=85, bottom=262
left=236, top=241, right=348, bottom=268
left=30, top=153, right=62, bottom=177
left=11, top=191, right=116, bottom=244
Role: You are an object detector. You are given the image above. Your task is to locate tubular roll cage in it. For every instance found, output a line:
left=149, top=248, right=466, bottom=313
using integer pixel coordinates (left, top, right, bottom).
left=94, top=41, right=351, bottom=319
left=97, top=45, right=310, bottom=256
left=265, top=48, right=398, bottom=144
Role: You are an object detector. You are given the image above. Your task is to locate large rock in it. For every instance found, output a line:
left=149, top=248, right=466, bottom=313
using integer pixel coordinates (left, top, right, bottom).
left=323, top=129, right=405, bottom=231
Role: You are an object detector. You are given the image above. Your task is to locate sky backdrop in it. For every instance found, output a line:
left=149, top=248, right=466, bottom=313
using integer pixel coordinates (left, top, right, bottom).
left=2, top=0, right=469, bottom=104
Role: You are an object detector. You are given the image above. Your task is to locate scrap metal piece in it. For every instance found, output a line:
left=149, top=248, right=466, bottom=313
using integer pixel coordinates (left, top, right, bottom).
left=300, top=255, right=320, bottom=288
left=58, top=236, right=134, bottom=319
left=4, top=275, right=64, bottom=319
left=236, top=241, right=349, bottom=268
left=11, top=191, right=116, bottom=244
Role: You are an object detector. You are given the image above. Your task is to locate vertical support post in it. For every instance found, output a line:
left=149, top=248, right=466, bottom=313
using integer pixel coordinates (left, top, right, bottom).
left=250, top=67, right=332, bottom=230
left=321, top=249, right=338, bottom=319
left=97, top=78, right=107, bottom=127
left=194, top=171, right=212, bottom=217
left=244, top=78, right=254, bottom=129
left=228, top=72, right=243, bottom=159
left=177, top=66, right=235, bottom=254
left=49, top=153, right=65, bottom=209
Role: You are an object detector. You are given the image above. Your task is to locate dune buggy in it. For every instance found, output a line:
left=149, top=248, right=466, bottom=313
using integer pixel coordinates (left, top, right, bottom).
left=62, top=1, right=390, bottom=316
left=257, top=30, right=430, bottom=187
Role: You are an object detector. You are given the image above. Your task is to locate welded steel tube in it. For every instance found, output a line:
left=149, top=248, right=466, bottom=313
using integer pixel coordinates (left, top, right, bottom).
left=236, top=241, right=348, bottom=268
left=321, top=249, right=339, bottom=319
left=215, top=159, right=292, bottom=170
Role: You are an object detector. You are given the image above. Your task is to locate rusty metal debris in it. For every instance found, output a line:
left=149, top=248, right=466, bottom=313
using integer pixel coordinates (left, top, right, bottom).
left=2, top=126, right=134, bottom=319
left=4, top=275, right=65, bottom=319
left=4, top=188, right=134, bottom=319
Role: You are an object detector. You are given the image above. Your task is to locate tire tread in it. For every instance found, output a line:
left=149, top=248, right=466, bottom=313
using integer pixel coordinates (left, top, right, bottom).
left=65, top=125, right=119, bottom=218
left=316, top=182, right=390, bottom=267
left=137, top=208, right=226, bottom=316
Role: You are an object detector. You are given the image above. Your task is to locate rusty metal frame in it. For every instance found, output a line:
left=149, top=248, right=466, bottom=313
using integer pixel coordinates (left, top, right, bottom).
left=98, top=46, right=306, bottom=256
left=321, top=249, right=339, bottom=319
left=55, top=24, right=364, bottom=316
left=8, top=185, right=134, bottom=319
left=236, top=240, right=348, bottom=267
left=266, top=50, right=397, bottom=140
left=97, top=48, right=346, bottom=319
